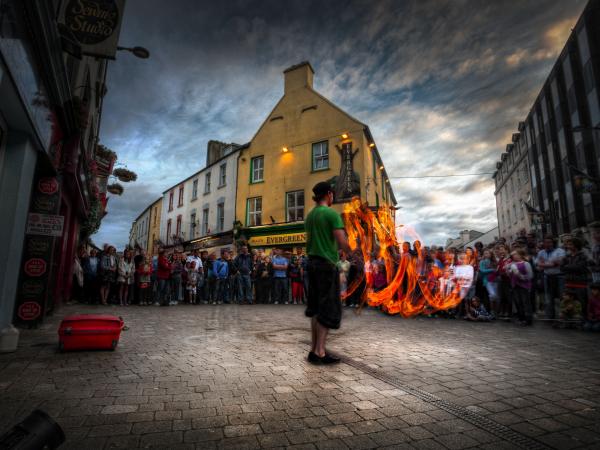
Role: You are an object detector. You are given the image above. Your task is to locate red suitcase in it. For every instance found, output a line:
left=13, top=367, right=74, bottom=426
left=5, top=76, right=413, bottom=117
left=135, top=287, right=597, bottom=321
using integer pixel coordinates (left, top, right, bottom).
left=58, top=314, right=124, bottom=352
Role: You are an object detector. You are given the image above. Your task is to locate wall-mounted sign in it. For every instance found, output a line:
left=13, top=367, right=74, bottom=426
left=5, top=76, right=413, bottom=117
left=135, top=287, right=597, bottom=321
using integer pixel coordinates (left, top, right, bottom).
left=59, top=0, right=127, bottom=59
left=24, top=258, right=47, bottom=277
left=26, top=213, right=64, bottom=237
left=17, top=302, right=42, bottom=321
left=38, top=177, right=59, bottom=195
left=249, top=232, right=306, bottom=246
left=15, top=174, right=61, bottom=325
left=327, top=143, right=361, bottom=204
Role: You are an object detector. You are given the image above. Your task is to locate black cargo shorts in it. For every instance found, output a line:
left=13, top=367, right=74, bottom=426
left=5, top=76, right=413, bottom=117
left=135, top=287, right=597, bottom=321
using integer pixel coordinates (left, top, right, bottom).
left=305, top=255, right=341, bottom=329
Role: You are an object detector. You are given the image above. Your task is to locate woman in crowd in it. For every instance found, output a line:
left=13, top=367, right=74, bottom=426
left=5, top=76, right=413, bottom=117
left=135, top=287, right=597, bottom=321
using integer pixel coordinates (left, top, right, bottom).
left=509, top=248, right=534, bottom=326
left=117, top=248, right=134, bottom=306
left=254, top=255, right=271, bottom=304
left=338, top=251, right=351, bottom=299
left=100, top=246, right=117, bottom=305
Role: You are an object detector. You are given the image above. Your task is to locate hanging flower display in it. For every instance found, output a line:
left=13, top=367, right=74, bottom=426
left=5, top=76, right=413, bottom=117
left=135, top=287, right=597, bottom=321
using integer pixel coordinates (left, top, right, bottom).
left=95, top=144, right=117, bottom=162
left=113, top=168, right=138, bottom=182
left=107, top=183, right=124, bottom=195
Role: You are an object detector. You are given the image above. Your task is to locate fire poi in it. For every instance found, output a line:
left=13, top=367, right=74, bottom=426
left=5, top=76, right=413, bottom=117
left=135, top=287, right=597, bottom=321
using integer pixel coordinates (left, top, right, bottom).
left=342, top=197, right=472, bottom=317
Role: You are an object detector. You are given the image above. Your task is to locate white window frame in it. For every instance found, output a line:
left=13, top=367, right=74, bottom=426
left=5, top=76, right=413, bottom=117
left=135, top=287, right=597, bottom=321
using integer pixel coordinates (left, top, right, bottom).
left=312, top=141, right=329, bottom=171
left=217, top=203, right=225, bottom=232
left=247, top=197, right=262, bottom=226
left=286, top=190, right=305, bottom=222
left=202, top=208, right=209, bottom=236
left=191, top=178, right=198, bottom=199
left=251, top=156, right=264, bottom=183
left=204, top=172, right=211, bottom=193
left=218, top=163, right=227, bottom=187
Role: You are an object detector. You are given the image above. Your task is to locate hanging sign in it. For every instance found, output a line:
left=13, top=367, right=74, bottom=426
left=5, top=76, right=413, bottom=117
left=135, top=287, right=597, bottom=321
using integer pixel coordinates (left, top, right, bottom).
left=59, top=0, right=127, bottom=59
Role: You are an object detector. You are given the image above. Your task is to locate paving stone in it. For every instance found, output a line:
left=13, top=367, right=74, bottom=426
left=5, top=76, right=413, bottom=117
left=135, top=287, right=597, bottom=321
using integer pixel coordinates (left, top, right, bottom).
left=2, top=304, right=600, bottom=449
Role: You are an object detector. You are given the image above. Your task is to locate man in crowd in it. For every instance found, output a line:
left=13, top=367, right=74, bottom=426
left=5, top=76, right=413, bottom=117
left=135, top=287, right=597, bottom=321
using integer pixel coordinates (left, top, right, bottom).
left=305, top=182, right=351, bottom=365
left=235, top=245, right=253, bottom=304
left=214, top=250, right=229, bottom=304
left=535, top=235, right=566, bottom=320
left=271, top=248, right=289, bottom=304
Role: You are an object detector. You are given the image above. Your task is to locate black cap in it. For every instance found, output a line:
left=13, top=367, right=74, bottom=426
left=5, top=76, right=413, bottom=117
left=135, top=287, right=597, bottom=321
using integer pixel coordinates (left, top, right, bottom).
left=312, top=181, right=332, bottom=198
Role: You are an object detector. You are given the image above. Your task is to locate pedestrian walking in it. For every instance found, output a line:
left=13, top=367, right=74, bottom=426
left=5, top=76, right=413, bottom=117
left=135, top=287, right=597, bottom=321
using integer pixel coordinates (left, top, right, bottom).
left=305, top=181, right=351, bottom=365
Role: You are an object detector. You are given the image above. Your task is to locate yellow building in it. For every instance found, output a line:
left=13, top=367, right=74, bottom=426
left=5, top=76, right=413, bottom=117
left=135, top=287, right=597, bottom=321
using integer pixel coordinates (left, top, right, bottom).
left=235, top=61, right=396, bottom=251
left=147, top=197, right=163, bottom=256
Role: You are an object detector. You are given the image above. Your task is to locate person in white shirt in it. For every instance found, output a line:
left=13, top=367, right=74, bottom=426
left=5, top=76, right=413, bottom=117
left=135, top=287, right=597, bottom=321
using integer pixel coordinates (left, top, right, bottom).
left=186, top=248, right=203, bottom=273
left=453, top=252, right=474, bottom=300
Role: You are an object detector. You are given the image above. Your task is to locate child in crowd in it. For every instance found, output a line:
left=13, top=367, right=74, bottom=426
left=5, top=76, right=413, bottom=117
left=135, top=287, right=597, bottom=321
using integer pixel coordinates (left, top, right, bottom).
left=186, top=261, right=199, bottom=304
left=556, top=289, right=582, bottom=328
left=137, top=256, right=152, bottom=306
left=372, top=261, right=387, bottom=292
left=289, top=256, right=304, bottom=305
left=584, top=283, right=600, bottom=332
left=465, top=296, right=494, bottom=322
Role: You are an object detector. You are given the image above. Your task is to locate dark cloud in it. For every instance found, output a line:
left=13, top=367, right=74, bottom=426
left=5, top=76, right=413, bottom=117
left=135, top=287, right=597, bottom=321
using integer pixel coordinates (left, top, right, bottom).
left=94, top=0, right=586, bottom=247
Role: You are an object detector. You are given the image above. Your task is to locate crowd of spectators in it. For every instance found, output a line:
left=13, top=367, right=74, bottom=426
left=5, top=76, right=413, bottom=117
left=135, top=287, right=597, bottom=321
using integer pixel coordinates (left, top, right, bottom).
left=70, top=223, right=600, bottom=331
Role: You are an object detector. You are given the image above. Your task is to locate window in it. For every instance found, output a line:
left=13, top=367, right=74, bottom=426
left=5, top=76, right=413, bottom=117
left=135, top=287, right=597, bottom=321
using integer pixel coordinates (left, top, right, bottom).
left=192, top=179, right=198, bottom=199
left=219, top=163, right=227, bottom=187
left=247, top=197, right=262, bottom=226
left=168, top=192, right=174, bottom=211
left=154, top=207, right=158, bottom=226
left=286, top=190, right=305, bottom=222
left=251, top=156, right=264, bottom=183
left=178, top=186, right=184, bottom=207
left=202, top=208, right=209, bottom=236
left=190, top=212, right=196, bottom=237
left=217, top=203, right=225, bottom=231
left=166, top=219, right=172, bottom=244
left=312, top=141, right=329, bottom=171
left=204, top=172, right=211, bottom=193
left=176, top=215, right=182, bottom=236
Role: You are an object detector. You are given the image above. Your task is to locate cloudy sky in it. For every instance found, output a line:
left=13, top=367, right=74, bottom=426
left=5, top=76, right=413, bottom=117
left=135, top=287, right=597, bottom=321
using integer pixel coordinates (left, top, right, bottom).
left=95, top=0, right=587, bottom=248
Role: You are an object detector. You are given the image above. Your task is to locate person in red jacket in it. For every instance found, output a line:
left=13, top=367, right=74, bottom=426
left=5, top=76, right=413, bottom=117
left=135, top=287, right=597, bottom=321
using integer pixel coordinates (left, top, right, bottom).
left=157, top=249, right=172, bottom=306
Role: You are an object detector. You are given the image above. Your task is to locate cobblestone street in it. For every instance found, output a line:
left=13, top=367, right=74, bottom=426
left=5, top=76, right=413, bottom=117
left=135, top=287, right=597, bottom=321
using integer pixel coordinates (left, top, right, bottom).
left=1, top=304, right=599, bottom=450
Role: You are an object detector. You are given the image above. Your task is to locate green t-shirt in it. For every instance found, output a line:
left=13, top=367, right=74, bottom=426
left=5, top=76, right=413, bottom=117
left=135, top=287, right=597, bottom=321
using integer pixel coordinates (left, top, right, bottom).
left=305, top=205, right=345, bottom=264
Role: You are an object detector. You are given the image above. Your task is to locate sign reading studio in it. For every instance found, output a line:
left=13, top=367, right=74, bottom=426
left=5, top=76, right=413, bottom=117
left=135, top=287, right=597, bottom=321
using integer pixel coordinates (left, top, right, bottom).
left=59, top=0, right=126, bottom=59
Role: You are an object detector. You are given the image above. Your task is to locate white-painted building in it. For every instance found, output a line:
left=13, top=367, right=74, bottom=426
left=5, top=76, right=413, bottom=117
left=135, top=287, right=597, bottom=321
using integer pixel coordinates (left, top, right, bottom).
left=160, top=142, right=243, bottom=250
left=129, top=204, right=152, bottom=251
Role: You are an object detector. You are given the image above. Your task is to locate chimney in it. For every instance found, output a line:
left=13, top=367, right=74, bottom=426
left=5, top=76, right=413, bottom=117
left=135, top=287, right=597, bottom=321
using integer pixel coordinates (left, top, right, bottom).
left=283, top=61, right=314, bottom=94
left=460, top=230, right=470, bottom=243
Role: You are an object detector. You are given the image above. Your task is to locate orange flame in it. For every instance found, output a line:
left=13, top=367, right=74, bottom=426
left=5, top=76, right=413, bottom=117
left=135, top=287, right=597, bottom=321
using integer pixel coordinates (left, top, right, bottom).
left=342, top=197, right=467, bottom=317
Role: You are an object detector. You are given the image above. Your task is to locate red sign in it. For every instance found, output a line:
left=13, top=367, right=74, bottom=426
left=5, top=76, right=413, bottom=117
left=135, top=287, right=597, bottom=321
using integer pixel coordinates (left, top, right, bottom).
left=18, top=302, right=42, bottom=321
left=24, top=258, right=47, bottom=277
left=38, top=178, right=59, bottom=195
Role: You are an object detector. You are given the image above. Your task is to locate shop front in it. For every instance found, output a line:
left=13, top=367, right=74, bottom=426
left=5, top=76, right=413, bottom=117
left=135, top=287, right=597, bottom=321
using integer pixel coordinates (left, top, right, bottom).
left=186, top=231, right=234, bottom=256
left=242, top=223, right=306, bottom=255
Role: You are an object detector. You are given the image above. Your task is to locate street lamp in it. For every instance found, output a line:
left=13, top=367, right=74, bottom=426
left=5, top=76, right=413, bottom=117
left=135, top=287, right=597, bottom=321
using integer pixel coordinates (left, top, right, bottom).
left=116, top=46, right=150, bottom=59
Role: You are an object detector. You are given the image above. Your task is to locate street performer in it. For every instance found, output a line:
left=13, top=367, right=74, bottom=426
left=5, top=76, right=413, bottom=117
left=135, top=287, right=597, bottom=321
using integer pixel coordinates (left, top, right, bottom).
left=305, top=181, right=351, bottom=365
